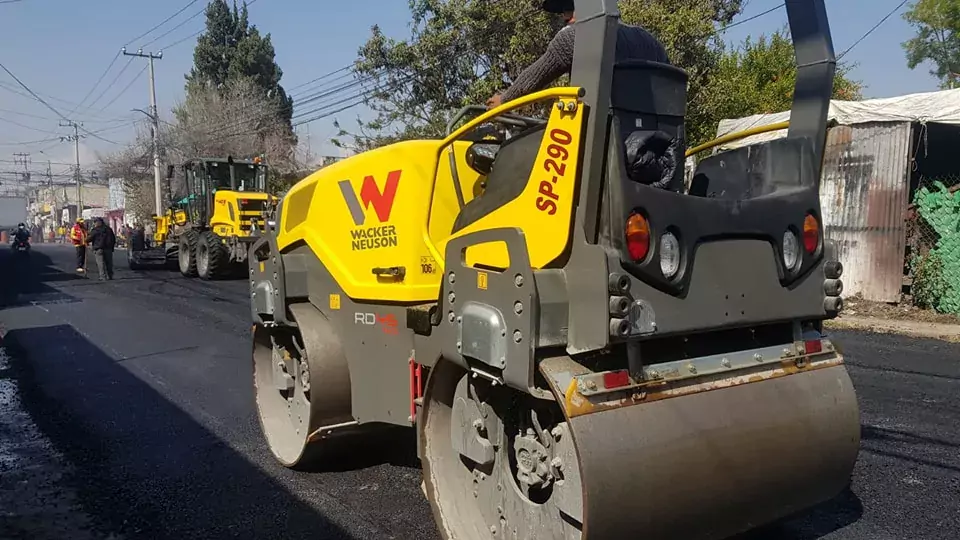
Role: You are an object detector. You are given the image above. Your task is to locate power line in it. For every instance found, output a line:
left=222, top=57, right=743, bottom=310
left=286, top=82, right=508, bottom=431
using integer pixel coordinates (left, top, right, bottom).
left=0, top=60, right=122, bottom=145
left=720, top=3, right=784, bottom=32
left=0, top=81, right=131, bottom=122
left=67, top=51, right=122, bottom=119
left=125, top=0, right=201, bottom=47
left=288, top=66, right=353, bottom=94
left=71, top=1, right=201, bottom=125
left=153, top=0, right=262, bottom=51
left=0, top=114, right=63, bottom=135
left=838, top=0, right=910, bottom=59
left=86, top=57, right=134, bottom=111
left=96, top=64, right=149, bottom=113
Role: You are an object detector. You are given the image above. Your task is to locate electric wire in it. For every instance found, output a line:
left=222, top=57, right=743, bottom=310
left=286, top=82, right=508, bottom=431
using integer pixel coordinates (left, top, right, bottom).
left=85, top=57, right=134, bottom=111
left=838, top=0, right=910, bottom=59
left=96, top=64, right=149, bottom=114
left=0, top=60, right=123, bottom=145
left=148, top=0, right=262, bottom=50
left=125, top=0, right=201, bottom=48
left=67, top=50, right=122, bottom=118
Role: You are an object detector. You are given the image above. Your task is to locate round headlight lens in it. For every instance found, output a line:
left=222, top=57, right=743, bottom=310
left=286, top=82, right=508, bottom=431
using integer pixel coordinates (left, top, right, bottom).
left=783, top=230, right=800, bottom=271
left=659, top=232, right=681, bottom=279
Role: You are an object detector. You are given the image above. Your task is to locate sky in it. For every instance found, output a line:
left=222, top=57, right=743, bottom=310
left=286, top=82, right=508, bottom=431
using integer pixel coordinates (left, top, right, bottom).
left=0, top=0, right=942, bottom=178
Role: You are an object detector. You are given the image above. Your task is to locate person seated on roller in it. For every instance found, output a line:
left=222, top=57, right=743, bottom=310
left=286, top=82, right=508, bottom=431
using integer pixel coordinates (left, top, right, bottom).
left=487, top=1, right=680, bottom=190
left=486, top=0, right=669, bottom=109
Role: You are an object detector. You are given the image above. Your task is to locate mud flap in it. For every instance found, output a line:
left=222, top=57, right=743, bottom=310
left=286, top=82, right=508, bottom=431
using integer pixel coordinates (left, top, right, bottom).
left=439, top=227, right=545, bottom=398
left=249, top=234, right=293, bottom=327
left=539, top=355, right=860, bottom=540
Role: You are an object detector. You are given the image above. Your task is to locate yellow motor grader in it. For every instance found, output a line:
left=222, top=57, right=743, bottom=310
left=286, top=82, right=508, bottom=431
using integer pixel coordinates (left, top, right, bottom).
left=128, top=156, right=274, bottom=280
left=248, top=1, right=860, bottom=538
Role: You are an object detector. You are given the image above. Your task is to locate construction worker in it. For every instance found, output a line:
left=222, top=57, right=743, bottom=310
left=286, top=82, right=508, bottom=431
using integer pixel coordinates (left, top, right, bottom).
left=69, top=218, right=88, bottom=273
left=86, top=217, right=116, bottom=281
left=486, top=0, right=669, bottom=109
left=57, top=224, right=67, bottom=244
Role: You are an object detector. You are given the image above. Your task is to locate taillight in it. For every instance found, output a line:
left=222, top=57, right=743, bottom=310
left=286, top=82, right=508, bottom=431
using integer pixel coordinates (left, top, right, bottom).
left=782, top=229, right=800, bottom=271
left=625, top=213, right=650, bottom=261
left=802, top=214, right=820, bottom=253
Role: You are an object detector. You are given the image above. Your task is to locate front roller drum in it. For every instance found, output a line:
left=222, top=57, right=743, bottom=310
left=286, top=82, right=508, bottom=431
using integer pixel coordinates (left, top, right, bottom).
left=253, top=303, right=354, bottom=467
left=421, top=359, right=860, bottom=540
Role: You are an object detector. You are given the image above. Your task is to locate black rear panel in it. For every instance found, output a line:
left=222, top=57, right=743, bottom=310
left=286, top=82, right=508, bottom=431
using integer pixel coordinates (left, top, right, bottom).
left=602, top=135, right=824, bottom=296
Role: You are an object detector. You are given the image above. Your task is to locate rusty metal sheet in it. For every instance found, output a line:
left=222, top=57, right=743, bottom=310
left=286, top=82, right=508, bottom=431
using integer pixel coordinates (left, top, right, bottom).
left=820, top=122, right=912, bottom=302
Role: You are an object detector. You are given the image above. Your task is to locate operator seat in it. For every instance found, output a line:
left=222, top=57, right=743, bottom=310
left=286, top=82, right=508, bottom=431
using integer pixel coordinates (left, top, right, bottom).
left=451, top=124, right=545, bottom=232
left=609, top=59, right=688, bottom=191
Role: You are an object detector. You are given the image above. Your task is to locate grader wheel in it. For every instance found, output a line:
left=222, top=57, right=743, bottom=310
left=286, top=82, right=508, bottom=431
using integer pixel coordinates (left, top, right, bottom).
left=253, top=303, right=354, bottom=467
left=178, top=229, right=199, bottom=277
left=196, top=231, right=228, bottom=280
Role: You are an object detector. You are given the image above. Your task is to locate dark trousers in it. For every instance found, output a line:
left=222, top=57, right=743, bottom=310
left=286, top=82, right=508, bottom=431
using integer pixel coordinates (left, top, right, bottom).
left=94, top=249, right=114, bottom=280
left=75, top=245, right=86, bottom=269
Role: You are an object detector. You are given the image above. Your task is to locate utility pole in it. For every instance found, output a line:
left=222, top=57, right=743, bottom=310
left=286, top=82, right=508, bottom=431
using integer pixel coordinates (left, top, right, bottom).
left=13, top=152, right=29, bottom=194
left=123, top=47, right=163, bottom=217
left=59, top=120, right=84, bottom=218
left=46, top=161, right=54, bottom=226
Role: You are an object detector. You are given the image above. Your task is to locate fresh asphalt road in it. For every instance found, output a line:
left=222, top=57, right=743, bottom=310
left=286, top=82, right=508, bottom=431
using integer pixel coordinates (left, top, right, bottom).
left=0, top=244, right=957, bottom=540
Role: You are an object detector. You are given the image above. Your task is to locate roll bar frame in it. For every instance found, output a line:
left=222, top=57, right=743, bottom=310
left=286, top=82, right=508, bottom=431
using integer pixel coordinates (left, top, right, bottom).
left=568, top=0, right=836, bottom=243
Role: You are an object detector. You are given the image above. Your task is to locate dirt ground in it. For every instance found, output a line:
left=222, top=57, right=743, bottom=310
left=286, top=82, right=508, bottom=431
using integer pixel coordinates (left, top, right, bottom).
left=840, top=295, right=960, bottom=325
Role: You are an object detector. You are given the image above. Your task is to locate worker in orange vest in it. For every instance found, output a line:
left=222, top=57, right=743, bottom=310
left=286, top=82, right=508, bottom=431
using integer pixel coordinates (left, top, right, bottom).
left=69, top=218, right=88, bottom=273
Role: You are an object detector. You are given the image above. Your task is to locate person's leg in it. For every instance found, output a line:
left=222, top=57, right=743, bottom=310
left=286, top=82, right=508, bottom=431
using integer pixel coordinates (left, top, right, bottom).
left=75, top=246, right=84, bottom=271
left=94, top=249, right=108, bottom=281
left=105, top=250, right=114, bottom=279
left=95, top=250, right=106, bottom=280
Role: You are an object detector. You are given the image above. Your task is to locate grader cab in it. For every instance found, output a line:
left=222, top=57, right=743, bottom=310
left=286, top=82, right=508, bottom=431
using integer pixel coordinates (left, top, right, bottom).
left=248, top=1, right=859, bottom=539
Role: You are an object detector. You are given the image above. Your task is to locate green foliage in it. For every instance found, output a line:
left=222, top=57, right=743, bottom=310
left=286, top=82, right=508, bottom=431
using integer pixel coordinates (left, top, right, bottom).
left=186, top=0, right=294, bottom=131
left=706, top=28, right=862, bottom=131
left=336, top=0, right=747, bottom=150
left=902, top=0, right=960, bottom=89
left=912, top=181, right=960, bottom=314
left=337, top=1, right=862, bottom=150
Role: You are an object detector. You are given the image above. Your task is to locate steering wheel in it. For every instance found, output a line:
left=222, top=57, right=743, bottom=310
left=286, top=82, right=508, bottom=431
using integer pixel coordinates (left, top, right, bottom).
left=446, top=105, right=546, bottom=139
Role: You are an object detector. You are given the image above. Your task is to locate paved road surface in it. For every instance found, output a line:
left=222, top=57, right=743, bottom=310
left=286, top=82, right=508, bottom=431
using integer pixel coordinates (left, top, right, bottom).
left=0, top=244, right=957, bottom=539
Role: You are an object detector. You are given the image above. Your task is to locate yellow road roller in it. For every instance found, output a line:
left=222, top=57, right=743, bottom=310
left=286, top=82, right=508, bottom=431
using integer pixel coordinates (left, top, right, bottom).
left=248, top=0, right=860, bottom=538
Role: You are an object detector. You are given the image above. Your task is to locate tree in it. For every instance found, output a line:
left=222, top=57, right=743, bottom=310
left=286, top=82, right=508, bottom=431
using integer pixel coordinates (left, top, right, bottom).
left=335, top=0, right=745, bottom=150
left=902, top=0, right=960, bottom=89
left=707, top=28, right=863, bottom=127
left=187, top=0, right=295, bottom=134
left=169, top=77, right=309, bottom=193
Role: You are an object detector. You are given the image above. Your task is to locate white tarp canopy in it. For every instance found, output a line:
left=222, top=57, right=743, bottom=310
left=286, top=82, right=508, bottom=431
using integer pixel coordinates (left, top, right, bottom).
left=714, top=88, right=960, bottom=151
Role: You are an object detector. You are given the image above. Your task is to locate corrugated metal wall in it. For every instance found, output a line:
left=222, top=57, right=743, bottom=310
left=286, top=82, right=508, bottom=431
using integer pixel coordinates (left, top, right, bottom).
left=819, top=122, right=913, bottom=303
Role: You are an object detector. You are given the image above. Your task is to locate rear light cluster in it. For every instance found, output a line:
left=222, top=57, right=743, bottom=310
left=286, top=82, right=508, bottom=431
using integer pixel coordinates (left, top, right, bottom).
left=623, top=211, right=824, bottom=282
left=624, top=213, right=681, bottom=281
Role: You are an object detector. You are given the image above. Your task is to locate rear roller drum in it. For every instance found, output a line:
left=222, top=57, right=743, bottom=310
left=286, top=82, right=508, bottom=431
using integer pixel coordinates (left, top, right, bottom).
left=421, top=360, right=584, bottom=540
left=253, top=303, right=354, bottom=467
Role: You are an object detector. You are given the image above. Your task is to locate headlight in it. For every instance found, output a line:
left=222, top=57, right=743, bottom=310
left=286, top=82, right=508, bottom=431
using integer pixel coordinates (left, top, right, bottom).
left=782, top=230, right=800, bottom=271
left=659, top=232, right=680, bottom=279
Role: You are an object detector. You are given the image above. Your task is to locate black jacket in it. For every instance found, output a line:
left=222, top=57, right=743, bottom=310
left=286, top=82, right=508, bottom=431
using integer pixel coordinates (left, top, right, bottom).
left=88, top=224, right=116, bottom=251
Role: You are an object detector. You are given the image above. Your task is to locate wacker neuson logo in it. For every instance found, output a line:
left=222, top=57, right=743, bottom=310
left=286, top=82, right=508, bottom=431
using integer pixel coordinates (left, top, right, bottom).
left=337, top=170, right=401, bottom=251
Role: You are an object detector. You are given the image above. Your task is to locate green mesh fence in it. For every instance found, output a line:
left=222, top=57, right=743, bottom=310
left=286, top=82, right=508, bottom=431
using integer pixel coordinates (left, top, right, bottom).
left=908, top=178, right=960, bottom=315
